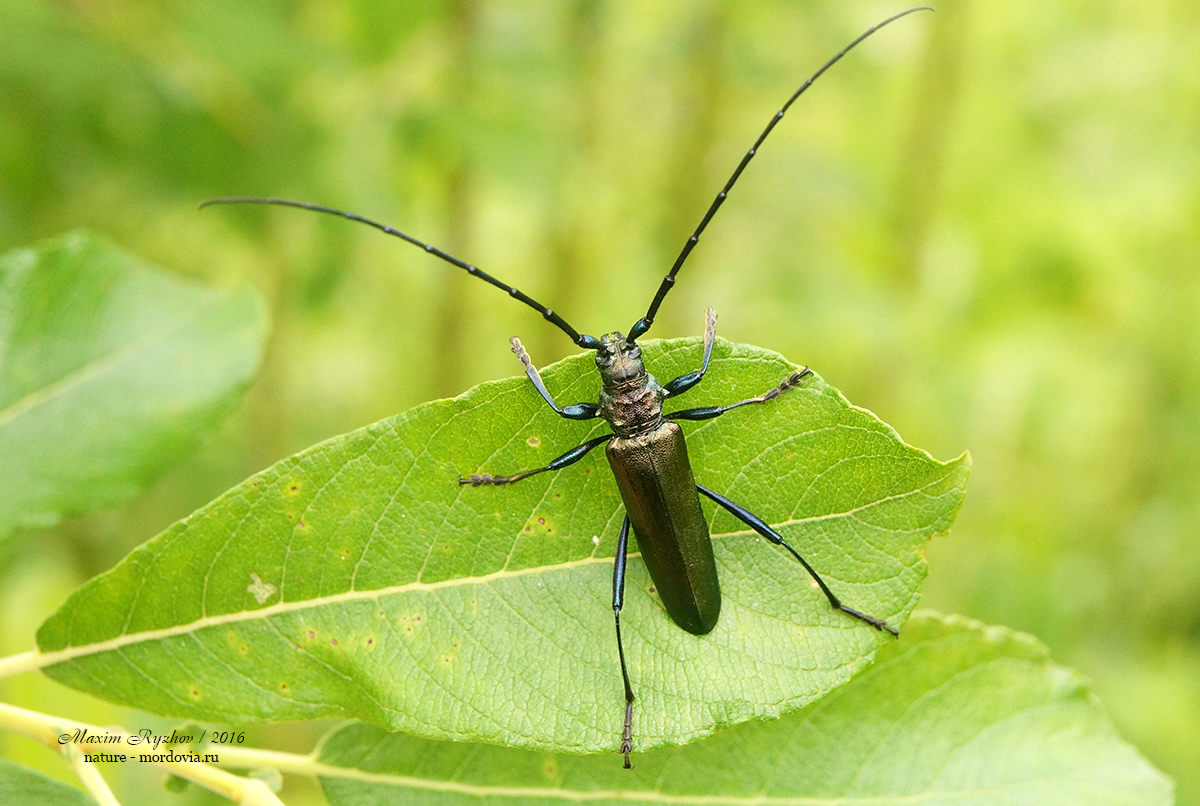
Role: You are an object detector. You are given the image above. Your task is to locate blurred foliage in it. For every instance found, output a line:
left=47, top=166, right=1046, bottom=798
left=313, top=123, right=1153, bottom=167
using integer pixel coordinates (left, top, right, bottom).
left=0, top=0, right=1196, bottom=803
left=0, top=232, right=266, bottom=539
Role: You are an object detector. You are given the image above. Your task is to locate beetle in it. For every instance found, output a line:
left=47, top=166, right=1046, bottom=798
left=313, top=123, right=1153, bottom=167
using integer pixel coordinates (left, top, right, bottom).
left=204, top=7, right=926, bottom=766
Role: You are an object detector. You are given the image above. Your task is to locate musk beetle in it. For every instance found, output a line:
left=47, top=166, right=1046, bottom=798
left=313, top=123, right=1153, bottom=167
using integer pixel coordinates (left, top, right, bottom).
left=204, top=7, right=928, bottom=767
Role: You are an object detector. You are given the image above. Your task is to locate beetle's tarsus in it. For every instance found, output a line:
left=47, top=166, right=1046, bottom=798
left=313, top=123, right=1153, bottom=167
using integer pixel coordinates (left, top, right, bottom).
left=459, top=473, right=506, bottom=486
left=621, top=701, right=634, bottom=769
left=839, top=604, right=900, bottom=636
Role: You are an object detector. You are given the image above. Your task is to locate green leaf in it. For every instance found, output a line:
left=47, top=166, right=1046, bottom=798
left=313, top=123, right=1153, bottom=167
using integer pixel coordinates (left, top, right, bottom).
left=0, top=231, right=268, bottom=539
left=36, top=339, right=969, bottom=754
left=314, top=612, right=1172, bottom=805
left=0, top=759, right=95, bottom=805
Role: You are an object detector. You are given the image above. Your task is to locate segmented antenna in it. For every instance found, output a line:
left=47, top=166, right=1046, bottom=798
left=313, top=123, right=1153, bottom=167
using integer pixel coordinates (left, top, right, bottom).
left=199, top=197, right=601, bottom=350
left=627, top=6, right=932, bottom=341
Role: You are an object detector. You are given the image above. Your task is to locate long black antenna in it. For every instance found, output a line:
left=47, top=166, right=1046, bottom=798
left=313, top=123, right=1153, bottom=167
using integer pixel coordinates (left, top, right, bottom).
left=627, top=6, right=932, bottom=341
left=199, top=197, right=601, bottom=350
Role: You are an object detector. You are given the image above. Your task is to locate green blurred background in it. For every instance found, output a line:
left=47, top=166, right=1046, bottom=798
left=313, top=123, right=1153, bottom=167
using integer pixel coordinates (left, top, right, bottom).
left=1, top=0, right=1196, bottom=803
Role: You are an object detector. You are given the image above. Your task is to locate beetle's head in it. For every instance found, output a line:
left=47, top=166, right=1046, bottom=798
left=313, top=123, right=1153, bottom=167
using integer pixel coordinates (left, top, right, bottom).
left=595, top=332, right=646, bottom=388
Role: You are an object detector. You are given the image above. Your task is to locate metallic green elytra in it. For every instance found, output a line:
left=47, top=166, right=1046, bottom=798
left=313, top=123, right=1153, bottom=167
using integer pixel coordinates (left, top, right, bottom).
left=608, top=421, right=719, bottom=635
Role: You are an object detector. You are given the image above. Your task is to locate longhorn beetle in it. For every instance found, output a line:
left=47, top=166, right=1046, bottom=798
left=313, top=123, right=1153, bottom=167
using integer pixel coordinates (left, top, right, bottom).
left=204, top=7, right=927, bottom=767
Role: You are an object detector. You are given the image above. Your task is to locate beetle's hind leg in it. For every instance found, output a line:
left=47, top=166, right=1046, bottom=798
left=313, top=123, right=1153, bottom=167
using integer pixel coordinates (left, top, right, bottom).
left=696, top=484, right=898, bottom=636
left=612, top=515, right=636, bottom=768
left=459, top=432, right=612, bottom=486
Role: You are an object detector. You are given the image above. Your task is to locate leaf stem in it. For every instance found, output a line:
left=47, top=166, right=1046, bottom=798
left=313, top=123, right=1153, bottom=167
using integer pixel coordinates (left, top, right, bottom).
left=0, top=701, right=284, bottom=806
left=61, top=741, right=121, bottom=806
left=0, top=649, right=43, bottom=678
left=209, top=745, right=318, bottom=775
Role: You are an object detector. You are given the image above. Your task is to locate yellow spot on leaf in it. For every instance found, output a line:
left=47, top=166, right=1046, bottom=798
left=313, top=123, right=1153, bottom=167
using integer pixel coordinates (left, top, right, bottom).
left=524, top=515, right=554, bottom=536
left=246, top=573, right=277, bottom=604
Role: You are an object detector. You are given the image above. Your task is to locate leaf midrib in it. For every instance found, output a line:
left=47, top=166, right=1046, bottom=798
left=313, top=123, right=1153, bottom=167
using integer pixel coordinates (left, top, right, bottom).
left=31, top=465, right=957, bottom=667
left=314, top=756, right=1076, bottom=805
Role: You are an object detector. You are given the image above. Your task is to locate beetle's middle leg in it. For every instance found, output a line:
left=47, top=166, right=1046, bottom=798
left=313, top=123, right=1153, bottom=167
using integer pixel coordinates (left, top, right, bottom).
left=666, top=366, right=812, bottom=422
left=459, top=432, right=611, bottom=486
left=696, top=484, right=898, bottom=636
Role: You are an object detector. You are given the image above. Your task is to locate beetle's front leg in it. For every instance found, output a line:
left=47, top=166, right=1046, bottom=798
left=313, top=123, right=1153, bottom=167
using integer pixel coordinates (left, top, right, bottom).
left=510, top=337, right=599, bottom=420
left=662, top=307, right=717, bottom=398
left=459, top=433, right=611, bottom=486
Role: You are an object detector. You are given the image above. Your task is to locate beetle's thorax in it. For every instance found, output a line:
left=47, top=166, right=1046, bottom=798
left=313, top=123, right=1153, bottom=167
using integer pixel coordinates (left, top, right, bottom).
left=595, top=331, right=665, bottom=437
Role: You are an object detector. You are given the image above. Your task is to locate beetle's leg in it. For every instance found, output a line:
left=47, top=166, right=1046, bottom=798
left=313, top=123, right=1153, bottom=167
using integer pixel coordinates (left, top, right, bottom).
left=511, top=337, right=600, bottom=420
left=666, top=367, right=812, bottom=421
left=696, top=484, right=898, bottom=636
left=663, top=307, right=718, bottom=398
left=459, top=433, right=612, bottom=486
left=612, top=514, right=636, bottom=769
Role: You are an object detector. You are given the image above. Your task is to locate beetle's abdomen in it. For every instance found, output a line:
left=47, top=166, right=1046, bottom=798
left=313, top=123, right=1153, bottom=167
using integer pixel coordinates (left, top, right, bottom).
left=606, top=422, right=720, bottom=635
